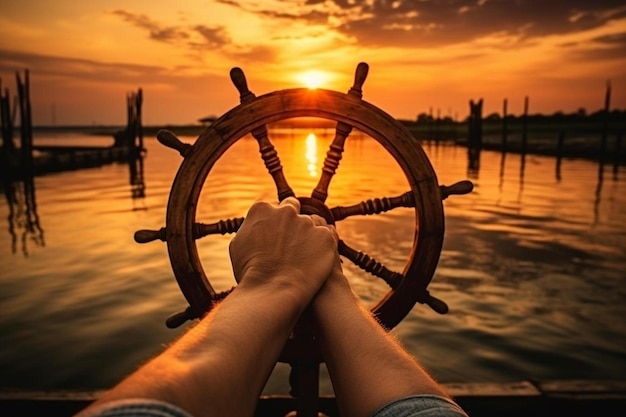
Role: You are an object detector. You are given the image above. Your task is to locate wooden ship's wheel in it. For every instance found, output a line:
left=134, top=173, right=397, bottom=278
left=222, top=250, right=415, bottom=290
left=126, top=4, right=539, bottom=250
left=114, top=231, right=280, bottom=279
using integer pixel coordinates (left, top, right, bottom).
left=134, top=62, right=472, bottom=365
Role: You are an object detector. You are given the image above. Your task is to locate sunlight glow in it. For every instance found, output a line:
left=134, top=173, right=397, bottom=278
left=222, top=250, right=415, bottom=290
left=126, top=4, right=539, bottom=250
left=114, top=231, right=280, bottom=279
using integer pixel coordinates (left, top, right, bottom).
left=305, top=133, right=318, bottom=177
left=297, top=70, right=329, bottom=89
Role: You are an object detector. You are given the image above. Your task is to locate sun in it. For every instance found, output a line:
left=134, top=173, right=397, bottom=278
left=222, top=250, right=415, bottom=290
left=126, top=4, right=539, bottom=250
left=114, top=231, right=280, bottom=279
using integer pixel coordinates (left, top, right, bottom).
left=297, top=69, right=329, bottom=89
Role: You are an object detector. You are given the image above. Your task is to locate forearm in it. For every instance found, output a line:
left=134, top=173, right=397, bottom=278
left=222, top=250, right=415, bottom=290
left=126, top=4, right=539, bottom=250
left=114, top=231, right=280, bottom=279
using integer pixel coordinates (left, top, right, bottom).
left=82, top=279, right=309, bottom=417
left=313, top=276, right=450, bottom=417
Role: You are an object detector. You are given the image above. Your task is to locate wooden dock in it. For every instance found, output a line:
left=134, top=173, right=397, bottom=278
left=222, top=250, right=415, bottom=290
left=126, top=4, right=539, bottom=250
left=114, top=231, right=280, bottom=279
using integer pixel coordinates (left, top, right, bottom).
left=26, top=145, right=142, bottom=176
left=1, top=70, right=144, bottom=180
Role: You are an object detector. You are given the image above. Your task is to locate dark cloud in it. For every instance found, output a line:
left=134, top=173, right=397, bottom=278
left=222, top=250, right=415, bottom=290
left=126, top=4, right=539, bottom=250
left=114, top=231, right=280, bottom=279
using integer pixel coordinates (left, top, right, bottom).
left=567, top=31, right=626, bottom=62
left=219, top=0, right=626, bottom=49
left=111, top=10, right=189, bottom=43
left=110, top=9, right=231, bottom=51
left=0, top=48, right=240, bottom=125
left=226, top=45, right=278, bottom=63
left=0, top=48, right=167, bottom=83
left=109, top=9, right=279, bottom=64
left=593, top=31, right=626, bottom=45
left=192, top=25, right=231, bottom=48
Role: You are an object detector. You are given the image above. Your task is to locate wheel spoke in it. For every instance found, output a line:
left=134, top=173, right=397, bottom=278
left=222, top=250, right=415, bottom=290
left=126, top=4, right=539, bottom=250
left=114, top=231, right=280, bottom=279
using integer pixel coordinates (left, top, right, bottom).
left=440, top=180, right=474, bottom=199
left=338, top=240, right=403, bottom=289
left=311, top=63, right=369, bottom=203
left=195, top=217, right=244, bottom=237
left=311, top=122, right=352, bottom=202
left=134, top=217, right=244, bottom=243
left=251, top=126, right=295, bottom=201
left=230, top=67, right=294, bottom=201
left=330, top=191, right=414, bottom=221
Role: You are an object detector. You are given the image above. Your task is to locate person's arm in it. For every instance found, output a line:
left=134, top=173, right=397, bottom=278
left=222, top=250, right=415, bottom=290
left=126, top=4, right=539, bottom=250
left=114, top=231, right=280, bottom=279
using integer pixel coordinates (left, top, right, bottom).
left=76, top=197, right=338, bottom=417
left=311, top=267, right=463, bottom=417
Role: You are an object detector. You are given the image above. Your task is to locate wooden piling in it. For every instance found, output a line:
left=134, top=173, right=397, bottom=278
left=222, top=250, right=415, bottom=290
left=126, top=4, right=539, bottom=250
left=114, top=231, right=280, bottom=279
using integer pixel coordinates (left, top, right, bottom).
left=467, top=99, right=483, bottom=177
left=1, top=78, right=18, bottom=170
left=521, top=96, right=529, bottom=155
left=136, top=88, right=143, bottom=150
left=600, top=81, right=611, bottom=163
left=468, top=99, right=483, bottom=150
left=15, top=70, right=34, bottom=172
left=556, top=131, right=565, bottom=181
left=501, top=98, right=508, bottom=151
left=614, top=132, right=622, bottom=177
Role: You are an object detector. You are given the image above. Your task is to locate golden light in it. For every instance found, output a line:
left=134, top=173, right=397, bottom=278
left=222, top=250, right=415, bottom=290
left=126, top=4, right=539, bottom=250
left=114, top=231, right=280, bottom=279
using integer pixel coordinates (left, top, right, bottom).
left=305, top=132, right=318, bottom=177
left=297, top=70, right=329, bottom=89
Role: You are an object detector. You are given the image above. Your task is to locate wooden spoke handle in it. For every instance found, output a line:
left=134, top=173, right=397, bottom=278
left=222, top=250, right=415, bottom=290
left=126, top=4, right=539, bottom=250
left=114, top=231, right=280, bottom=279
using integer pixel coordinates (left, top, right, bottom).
left=157, top=129, right=192, bottom=157
left=348, top=62, right=369, bottom=98
left=134, top=228, right=166, bottom=243
left=441, top=180, right=474, bottom=199
left=230, top=67, right=255, bottom=103
left=338, top=240, right=403, bottom=289
left=166, top=306, right=196, bottom=329
left=331, top=192, right=414, bottom=221
left=134, top=218, right=245, bottom=244
left=417, top=291, right=449, bottom=314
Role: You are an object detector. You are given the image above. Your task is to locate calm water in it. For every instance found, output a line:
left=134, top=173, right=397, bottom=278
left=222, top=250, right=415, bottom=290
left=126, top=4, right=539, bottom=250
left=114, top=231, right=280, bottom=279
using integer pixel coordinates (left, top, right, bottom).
left=1, top=128, right=625, bottom=395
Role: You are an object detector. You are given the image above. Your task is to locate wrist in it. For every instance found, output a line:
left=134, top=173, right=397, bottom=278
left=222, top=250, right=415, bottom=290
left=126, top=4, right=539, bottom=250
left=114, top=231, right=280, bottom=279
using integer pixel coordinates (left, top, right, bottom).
left=311, top=271, right=357, bottom=314
left=236, top=269, right=319, bottom=308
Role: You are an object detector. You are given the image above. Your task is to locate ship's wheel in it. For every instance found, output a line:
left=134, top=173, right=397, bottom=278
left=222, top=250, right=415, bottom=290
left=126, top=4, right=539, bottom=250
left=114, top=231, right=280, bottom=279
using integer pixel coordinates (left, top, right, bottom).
left=134, top=62, right=472, bottom=365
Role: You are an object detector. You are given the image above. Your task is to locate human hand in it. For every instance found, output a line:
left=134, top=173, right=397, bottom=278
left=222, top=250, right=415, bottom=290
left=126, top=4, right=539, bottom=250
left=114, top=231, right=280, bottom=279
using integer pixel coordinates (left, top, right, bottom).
left=229, top=197, right=340, bottom=299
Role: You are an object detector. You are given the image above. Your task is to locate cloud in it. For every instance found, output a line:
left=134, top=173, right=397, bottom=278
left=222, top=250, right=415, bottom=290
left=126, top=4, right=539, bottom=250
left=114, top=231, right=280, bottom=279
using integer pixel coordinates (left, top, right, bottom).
left=191, top=25, right=231, bottom=49
left=110, top=9, right=232, bottom=51
left=218, top=0, right=626, bottom=50
left=0, top=48, right=167, bottom=85
left=0, top=48, right=243, bottom=125
left=567, top=31, right=626, bottom=62
left=111, top=10, right=190, bottom=43
left=108, top=9, right=279, bottom=63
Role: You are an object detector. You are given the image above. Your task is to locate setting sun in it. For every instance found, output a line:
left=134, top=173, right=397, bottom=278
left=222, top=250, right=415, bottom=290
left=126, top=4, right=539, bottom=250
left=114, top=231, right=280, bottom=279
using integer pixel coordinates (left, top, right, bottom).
left=297, top=70, right=329, bottom=89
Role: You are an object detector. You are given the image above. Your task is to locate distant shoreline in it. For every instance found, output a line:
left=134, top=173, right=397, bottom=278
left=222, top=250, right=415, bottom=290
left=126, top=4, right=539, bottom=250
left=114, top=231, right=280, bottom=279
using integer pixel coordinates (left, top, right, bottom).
left=21, top=114, right=626, bottom=166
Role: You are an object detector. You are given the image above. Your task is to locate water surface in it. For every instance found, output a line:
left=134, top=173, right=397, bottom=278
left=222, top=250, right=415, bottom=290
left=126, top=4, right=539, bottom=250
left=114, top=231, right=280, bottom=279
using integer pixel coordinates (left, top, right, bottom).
left=1, top=127, right=625, bottom=394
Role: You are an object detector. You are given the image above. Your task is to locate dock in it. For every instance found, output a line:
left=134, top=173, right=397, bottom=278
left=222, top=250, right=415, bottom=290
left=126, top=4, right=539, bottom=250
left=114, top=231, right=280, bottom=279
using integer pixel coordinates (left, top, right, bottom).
left=1, top=70, right=144, bottom=180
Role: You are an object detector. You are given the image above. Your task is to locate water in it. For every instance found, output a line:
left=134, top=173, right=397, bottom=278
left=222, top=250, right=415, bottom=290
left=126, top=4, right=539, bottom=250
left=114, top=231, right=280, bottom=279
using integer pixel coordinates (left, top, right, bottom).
left=1, top=127, right=625, bottom=395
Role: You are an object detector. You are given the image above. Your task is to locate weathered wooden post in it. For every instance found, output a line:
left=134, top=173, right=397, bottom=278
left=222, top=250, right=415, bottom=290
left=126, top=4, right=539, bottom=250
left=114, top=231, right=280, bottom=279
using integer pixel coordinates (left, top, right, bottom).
left=556, top=131, right=565, bottom=181
left=116, top=88, right=143, bottom=153
left=613, top=132, right=622, bottom=178
left=16, top=70, right=34, bottom=173
left=467, top=99, right=483, bottom=176
left=501, top=98, right=508, bottom=152
left=435, top=108, right=441, bottom=144
left=136, top=88, right=143, bottom=150
left=0, top=78, right=17, bottom=172
left=600, top=81, right=611, bottom=164
left=521, top=96, right=529, bottom=155
left=427, top=106, right=433, bottom=140
left=126, top=91, right=135, bottom=148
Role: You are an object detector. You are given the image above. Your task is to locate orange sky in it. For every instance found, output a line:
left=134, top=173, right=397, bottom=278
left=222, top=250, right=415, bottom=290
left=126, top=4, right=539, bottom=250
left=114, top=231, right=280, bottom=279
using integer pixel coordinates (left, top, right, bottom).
left=1, top=0, right=625, bottom=126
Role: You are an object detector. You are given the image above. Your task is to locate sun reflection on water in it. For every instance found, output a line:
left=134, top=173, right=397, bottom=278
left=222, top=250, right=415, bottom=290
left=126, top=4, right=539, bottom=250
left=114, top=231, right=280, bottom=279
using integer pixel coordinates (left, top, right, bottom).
left=305, top=132, right=317, bottom=177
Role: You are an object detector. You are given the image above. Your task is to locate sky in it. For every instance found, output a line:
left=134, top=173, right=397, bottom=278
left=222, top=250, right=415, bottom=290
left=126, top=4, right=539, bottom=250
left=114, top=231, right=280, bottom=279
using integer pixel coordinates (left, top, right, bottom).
left=1, top=0, right=625, bottom=126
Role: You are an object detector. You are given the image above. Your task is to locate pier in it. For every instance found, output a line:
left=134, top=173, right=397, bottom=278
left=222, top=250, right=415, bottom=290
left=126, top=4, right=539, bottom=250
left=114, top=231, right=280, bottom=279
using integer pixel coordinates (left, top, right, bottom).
left=1, top=70, right=144, bottom=180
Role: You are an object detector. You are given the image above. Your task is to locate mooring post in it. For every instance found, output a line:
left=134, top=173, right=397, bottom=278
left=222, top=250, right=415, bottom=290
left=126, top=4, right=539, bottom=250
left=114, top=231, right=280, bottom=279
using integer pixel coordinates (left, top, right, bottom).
left=556, top=131, right=565, bottom=181
left=467, top=99, right=482, bottom=176
left=16, top=70, right=33, bottom=173
left=501, top=98, right=508, bottom=152
left=613, top=132, right=622, bottom=178
left=136, top=88, right=143, bottom=151
left=521, top=96, right=529, bottom=155
left=600, top=80, right=611, bottom=164
left=0, top=79, right=12, bottom=168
